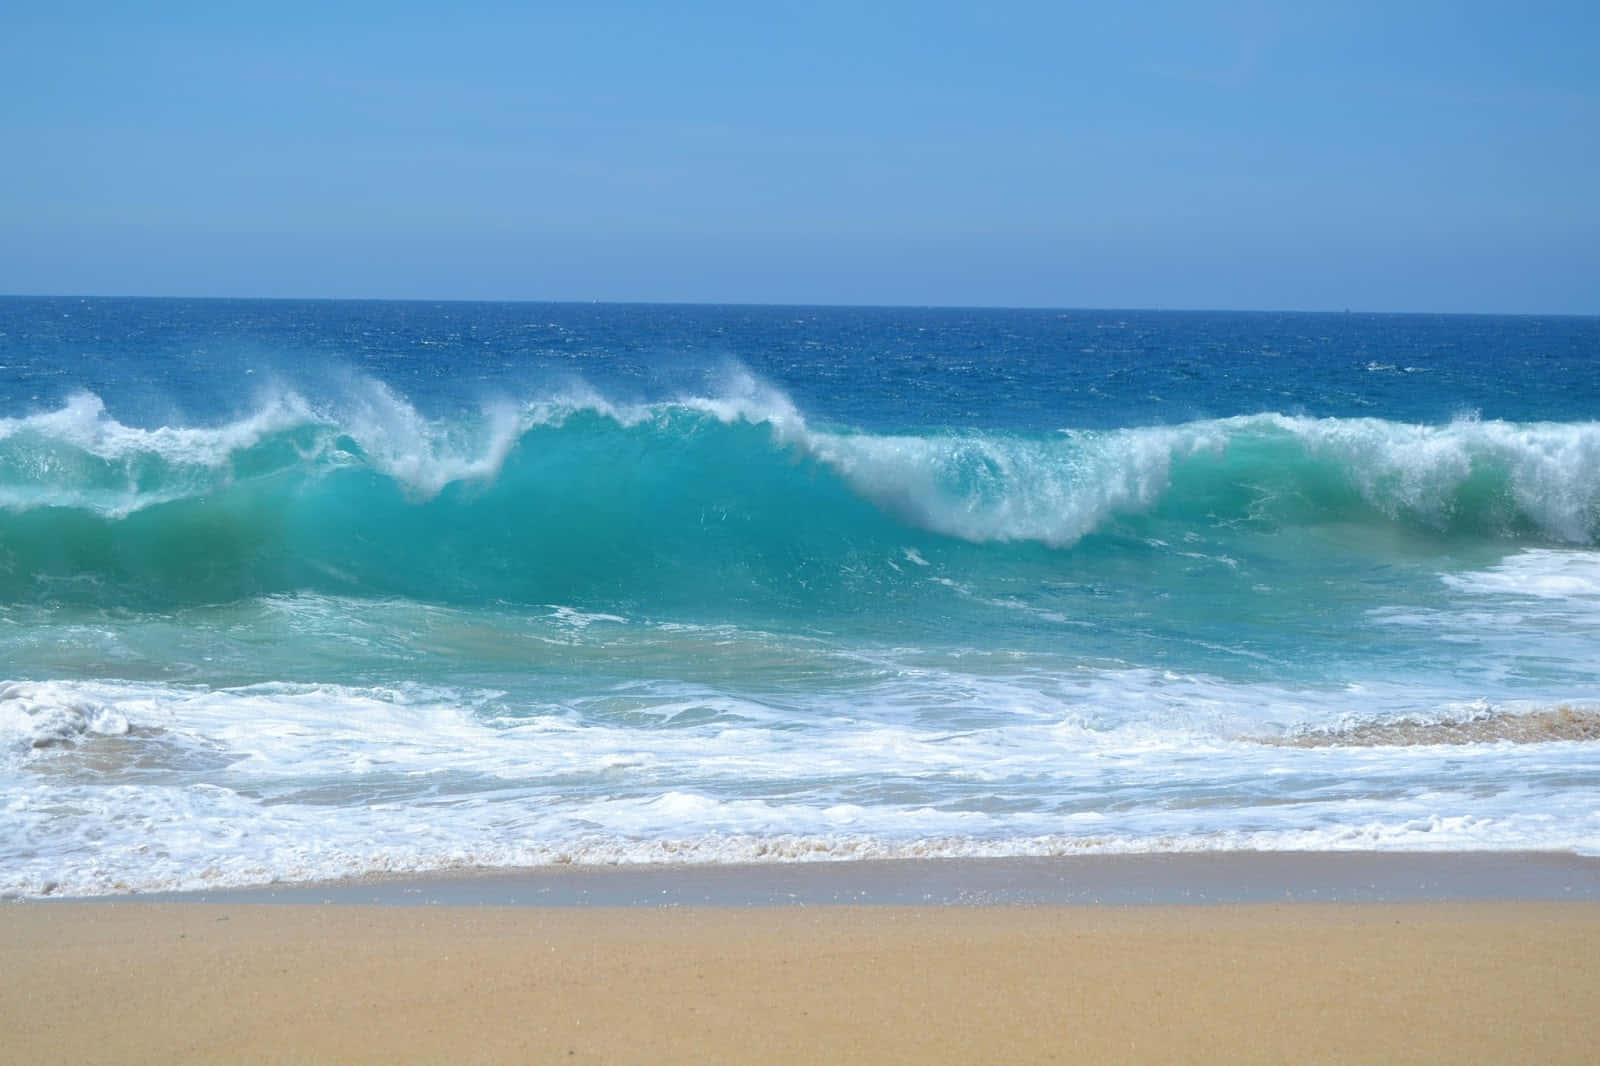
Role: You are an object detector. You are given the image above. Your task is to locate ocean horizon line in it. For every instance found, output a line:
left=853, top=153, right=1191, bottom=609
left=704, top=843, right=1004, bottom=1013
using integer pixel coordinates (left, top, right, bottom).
left=2, top=291, right=1594, bottom=319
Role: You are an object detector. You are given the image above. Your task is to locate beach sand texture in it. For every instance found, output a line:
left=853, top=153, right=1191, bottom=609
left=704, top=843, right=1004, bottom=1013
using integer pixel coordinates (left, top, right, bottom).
left=5, top=900, right=1598, bottom=1065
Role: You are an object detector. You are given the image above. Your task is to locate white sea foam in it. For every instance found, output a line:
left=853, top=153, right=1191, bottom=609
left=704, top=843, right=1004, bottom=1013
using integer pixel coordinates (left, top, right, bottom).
left=7, top=777, right=1595, bottom=899
left=1443, top=549, right=1600, bottom=600
left=332, top=377, right=524, bottom=499
left=677, top=365, right=809, bottom=445
left=662, top=381, right=1600, bottom=547
left=1364, top=550, right=1600, bottom=689
left=1257, top=413, right=1600, bottom=542
left=0, top=391, right=317, bottom=514
left=0, top=390, right=313, bottom=468
left=800, top=424, right=1223, bottom=546
left=0, top=680, right=130, bottom=753
left=4, top=667, right=1598, bottom=898
left=647, top=366, right=1232, bottom=546
left=0, top=381, right=532, bottom=512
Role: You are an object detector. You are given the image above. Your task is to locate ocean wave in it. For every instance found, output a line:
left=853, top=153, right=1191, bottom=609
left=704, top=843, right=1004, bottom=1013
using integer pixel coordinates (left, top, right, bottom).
left=3, top=375, right=1600, bottom=607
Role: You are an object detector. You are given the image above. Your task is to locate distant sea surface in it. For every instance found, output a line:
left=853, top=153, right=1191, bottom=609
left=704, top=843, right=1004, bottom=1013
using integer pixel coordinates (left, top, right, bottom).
left=3, top=297, right=1598, bottom=898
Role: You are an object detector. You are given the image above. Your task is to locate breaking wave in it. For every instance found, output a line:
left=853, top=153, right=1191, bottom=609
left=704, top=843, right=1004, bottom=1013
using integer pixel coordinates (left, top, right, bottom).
left=4, top=373, right=1600, bottom=608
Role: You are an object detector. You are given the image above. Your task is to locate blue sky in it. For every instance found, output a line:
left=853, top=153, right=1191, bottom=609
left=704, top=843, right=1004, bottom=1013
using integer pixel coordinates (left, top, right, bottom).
left=2, top=2, right=1596, bottom=311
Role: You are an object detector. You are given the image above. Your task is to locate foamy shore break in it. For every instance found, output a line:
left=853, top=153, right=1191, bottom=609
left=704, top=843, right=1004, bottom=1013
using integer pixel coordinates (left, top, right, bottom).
left=6, top=853, right=1599, bottom=1065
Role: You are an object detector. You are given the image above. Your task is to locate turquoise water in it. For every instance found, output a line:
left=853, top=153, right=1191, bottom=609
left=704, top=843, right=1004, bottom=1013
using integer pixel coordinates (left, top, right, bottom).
left=2, top=298, right=1598, bottom=897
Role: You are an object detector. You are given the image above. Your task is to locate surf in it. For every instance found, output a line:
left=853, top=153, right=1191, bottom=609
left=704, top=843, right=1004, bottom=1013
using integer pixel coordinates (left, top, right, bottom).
left=4, top=375, right=1600, bottom=610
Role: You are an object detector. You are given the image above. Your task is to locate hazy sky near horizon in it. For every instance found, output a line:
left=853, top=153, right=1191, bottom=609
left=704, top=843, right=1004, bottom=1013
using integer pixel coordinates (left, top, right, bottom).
left=3, top=2, right=1596, bottom=312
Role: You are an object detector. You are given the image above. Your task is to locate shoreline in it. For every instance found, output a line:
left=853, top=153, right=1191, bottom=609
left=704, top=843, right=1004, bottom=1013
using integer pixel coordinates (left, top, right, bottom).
left=38, top=848, right=1600, bottom=906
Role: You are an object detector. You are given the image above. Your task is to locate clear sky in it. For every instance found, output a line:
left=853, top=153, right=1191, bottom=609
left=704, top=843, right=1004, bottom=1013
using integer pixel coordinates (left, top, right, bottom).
left=2, top=1, right=1596, bottom=312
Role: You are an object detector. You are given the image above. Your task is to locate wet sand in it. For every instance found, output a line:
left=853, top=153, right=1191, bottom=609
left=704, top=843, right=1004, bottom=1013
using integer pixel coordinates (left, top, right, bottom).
left=6, top=855, right=1600, bottom=1064
left=130, top=849, right=1600, bottom=906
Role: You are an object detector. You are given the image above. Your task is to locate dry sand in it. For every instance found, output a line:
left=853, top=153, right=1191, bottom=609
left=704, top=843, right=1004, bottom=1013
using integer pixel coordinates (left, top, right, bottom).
left=5, top=899, right=1598, bottom=1065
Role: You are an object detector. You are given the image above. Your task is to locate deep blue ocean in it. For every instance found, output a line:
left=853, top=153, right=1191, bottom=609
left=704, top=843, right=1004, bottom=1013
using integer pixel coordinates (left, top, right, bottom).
left=3, top=296, right=1598, bottom=897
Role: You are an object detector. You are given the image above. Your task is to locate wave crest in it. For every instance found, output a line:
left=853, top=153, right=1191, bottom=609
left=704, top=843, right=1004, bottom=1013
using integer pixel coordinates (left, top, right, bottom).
left=1261, top=413, right=1600, bottom=544
left=5, top=375, right=1600, bottom=608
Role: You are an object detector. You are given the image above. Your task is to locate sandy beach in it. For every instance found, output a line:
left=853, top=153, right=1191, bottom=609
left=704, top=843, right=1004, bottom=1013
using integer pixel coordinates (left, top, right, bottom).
left=6, top=856, right=1600, bottom=1064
